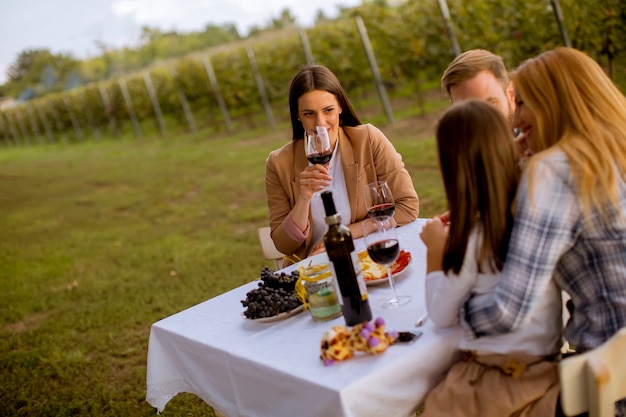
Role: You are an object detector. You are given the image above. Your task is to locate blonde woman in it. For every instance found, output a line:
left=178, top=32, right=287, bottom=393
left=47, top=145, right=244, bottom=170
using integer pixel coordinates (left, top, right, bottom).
left=443, top=47, right=626, bottom=416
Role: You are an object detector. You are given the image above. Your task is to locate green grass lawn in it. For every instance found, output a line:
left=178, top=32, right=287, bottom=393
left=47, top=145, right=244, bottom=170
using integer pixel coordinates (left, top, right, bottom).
left=0, top=97, right=447, bottom=416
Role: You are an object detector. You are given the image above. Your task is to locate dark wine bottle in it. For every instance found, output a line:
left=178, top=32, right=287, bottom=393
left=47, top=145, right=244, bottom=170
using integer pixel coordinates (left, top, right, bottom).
left=321, top=191, right=372, bottom=326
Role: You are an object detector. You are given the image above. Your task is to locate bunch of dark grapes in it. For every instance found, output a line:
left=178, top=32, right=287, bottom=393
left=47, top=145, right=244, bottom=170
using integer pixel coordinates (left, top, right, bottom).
left=259, top=266, right=299, bottom=291
left=241, top=267, right=302, bottom=319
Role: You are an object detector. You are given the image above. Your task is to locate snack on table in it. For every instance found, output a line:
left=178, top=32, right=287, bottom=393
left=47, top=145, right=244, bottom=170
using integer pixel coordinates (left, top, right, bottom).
left=359, top=250, right=412, bottom=281
left=319, top=317, right=398, bottom=366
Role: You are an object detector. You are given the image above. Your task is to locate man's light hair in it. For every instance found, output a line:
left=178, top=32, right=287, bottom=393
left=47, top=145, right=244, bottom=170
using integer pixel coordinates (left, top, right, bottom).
left=441, top=49, right=510, bottom=96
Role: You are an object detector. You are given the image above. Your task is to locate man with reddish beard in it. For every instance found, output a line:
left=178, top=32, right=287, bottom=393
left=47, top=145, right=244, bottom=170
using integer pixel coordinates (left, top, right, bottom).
left=441, top=49, right=532, bottom=161
left=441, top=49, right=516, bottom=123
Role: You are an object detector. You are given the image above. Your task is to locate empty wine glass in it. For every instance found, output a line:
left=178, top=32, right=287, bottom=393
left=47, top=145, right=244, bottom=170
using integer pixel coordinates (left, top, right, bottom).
left=305, top=126, right=332, bottom=165
left=364, top=180, right=395, bottom=221
left=362, top=217, right=411, bottom=309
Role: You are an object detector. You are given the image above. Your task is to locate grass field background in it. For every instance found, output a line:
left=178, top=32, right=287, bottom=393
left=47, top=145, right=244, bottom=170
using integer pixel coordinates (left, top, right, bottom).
left=0, top=94, right=449, bottom=416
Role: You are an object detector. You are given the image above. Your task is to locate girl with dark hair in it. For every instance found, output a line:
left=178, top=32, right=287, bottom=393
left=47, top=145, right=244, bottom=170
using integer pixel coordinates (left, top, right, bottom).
left=265, top=64, right=419, bottom=261
left=419, top=99, right=563, bottom=416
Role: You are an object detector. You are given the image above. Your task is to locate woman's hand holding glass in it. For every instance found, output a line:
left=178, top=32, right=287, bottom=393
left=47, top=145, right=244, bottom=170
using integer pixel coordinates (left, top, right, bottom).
left=299, top=164, right=331, bottom=200
left=300, top=126, right=332, bottom=200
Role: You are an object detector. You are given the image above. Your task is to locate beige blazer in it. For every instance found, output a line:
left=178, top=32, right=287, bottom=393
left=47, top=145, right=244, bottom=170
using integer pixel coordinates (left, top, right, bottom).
left=265, top=124, right=419, bottom=261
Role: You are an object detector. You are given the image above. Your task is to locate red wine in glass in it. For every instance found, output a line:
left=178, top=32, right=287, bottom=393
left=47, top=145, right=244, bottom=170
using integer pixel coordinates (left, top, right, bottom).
left=305, top=127, right=332, bottom=166
left=367, top=239, right=399, bottom=265
left=367, top=203, right=395, bottom=220
left=364, top=181, right=395, bottom=221
left=307, top=153, right=332, bottom=165
left=362, top=217, right=411, bottom=309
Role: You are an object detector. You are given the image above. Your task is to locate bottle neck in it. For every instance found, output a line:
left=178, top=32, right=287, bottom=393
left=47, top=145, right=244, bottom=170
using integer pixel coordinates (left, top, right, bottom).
left=325, top=213, right=341, bottom=225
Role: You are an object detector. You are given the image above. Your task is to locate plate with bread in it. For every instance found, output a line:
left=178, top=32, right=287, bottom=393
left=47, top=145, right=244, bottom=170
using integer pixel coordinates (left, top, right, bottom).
left=358, top=249, right=412, bottom=286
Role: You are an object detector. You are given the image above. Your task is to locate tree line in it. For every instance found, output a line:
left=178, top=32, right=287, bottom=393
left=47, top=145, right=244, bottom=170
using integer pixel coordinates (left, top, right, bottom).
left=0, top=0, right=623, bottom=146
left=0, top=7, right=316, bottom=101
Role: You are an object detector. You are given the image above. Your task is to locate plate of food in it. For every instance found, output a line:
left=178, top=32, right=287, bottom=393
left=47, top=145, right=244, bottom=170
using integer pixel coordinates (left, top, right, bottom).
left=241, top=266, right=305, bottom=322
left=359, top=249, right=412, bottom=286
left=242, top=305, right=305, bottom=323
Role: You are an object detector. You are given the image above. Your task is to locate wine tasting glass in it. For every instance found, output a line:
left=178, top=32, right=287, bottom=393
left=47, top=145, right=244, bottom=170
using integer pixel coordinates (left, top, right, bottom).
left=364, top=181, right=395, bottom=221
left=305, top=126, right=332, bottom=165
left=362, top=217, right=411, bottom=309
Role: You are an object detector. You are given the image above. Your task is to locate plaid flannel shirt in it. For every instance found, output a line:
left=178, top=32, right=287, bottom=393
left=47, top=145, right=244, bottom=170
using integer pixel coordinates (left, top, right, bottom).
left=463, top=150, right=626, bottom=355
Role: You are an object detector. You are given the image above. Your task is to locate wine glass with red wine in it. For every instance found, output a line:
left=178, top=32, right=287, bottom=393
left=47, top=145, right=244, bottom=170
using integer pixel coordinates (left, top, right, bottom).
left=362, top=217, right=411, bottom=309
left=305, top=126, right=332, bottom=165
left=364, top=181, right=395, bottom=221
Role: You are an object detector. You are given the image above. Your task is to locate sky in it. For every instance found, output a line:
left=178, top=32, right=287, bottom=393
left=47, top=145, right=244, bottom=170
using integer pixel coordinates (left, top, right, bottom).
left=0, top=0, right=362, bottom=84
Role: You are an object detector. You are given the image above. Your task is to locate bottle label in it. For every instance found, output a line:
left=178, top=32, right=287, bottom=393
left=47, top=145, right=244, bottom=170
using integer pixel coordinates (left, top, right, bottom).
left=350, top=251, right=368, bottom=301
left=328, top=249, right=369, bottom=305
left=329, top=263, right=344, bottom=305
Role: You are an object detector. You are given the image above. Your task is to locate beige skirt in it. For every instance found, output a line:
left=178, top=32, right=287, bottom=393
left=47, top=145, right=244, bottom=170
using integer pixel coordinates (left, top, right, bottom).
left=420, top=351, right=560, bottom=417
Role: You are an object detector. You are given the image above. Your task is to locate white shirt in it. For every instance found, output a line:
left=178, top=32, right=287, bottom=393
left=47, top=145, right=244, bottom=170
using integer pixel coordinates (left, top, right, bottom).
left=425, top=226, right=563, bottom=356
left=310, top=137, right=351, bottom=248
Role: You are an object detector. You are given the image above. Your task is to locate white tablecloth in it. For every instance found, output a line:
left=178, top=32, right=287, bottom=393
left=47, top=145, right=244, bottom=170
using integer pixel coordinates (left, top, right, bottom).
left=146, top=219, right=461, bottom=417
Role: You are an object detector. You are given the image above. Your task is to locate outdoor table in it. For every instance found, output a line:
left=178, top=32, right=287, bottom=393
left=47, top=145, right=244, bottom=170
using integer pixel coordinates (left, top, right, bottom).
left=146, top=218, right=462, bottom=417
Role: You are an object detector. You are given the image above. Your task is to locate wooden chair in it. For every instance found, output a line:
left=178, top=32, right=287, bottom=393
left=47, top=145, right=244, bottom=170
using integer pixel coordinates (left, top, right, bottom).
left=257, top=226, right=285, bottom=270
left=559, top=326, right=626, bottom=417
left=561, top=291, right=575, bottom=354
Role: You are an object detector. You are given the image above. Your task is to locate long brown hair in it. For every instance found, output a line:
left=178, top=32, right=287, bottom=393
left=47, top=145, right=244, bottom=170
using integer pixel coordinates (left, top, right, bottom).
left=436, top=99, right=520, bottom=274
left=512, top=47, right=626, bottom=219
left=288, top=64, right=361, bottom=140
